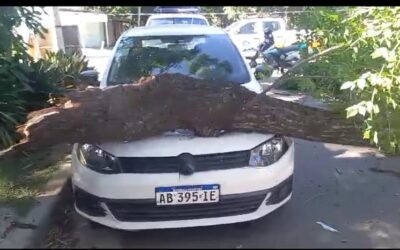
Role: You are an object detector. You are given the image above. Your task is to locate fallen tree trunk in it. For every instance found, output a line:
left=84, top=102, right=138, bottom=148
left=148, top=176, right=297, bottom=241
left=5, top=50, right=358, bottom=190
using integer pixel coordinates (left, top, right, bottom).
left=0, top=73, right=368, bottom=160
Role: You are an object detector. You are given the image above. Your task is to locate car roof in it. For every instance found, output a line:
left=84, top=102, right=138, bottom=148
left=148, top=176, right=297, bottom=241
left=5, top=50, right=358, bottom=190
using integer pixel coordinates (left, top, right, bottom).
left=233, top=17, right=284, bottom=24
left=147, top=14, right=207, bottom=19
left=123, top=25, right=226, bottom=37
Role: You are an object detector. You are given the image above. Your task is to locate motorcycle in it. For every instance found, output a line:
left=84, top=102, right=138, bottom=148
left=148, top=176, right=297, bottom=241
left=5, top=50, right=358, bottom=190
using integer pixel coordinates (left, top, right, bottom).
left=244, top=32, right=310, bottom=79
left=245, top=42, right=307, bottom=74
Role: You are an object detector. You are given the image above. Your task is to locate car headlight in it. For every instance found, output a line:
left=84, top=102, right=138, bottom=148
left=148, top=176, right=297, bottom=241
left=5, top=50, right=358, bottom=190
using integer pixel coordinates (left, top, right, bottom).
left=77, top=144, right=121, bottom=174
left=249, top=136, right=287, bottom=166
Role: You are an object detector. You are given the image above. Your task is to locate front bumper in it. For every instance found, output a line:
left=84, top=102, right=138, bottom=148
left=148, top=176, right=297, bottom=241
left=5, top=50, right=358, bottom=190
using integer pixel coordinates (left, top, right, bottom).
left=74, top=175, right=293, bottom=230
left=72, top=138, right=294, bottom=230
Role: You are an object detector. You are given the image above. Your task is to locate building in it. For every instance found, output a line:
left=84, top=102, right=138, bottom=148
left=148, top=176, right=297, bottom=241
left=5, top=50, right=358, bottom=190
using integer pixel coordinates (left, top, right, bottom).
left=57, top=7, right=132, bottom=49
left=17, top=7, right=131, bottom=60
left=58, top=8, right=109, bottom=50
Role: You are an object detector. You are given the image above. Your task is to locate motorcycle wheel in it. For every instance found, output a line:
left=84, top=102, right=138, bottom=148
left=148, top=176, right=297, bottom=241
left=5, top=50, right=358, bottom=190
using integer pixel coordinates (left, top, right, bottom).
left=254, top=64, right=273, bottom=80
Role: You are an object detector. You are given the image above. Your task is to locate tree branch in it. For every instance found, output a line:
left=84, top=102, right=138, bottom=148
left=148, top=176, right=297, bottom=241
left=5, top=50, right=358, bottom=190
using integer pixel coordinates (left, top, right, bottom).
left=0, top=73, right=370, bottom=161
left=262, top=44, right=346, bottom=93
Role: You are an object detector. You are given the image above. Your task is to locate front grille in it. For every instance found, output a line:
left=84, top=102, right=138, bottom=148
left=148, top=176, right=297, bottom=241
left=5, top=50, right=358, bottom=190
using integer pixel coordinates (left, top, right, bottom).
left=118, top=150, right=250, bottom=174
left=106, top=189, right=267, bottom=222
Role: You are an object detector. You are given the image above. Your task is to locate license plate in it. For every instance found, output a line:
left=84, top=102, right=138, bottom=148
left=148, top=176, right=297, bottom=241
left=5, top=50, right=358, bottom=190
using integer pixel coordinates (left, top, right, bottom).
left=155, top=184, right=220, bottom=206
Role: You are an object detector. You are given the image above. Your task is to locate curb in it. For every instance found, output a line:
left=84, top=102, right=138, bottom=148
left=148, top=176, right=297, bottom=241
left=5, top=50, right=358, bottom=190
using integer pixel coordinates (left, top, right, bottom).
left=28, top=174, right=72, bottom=248
left=0, top=162, right=71, bottom=249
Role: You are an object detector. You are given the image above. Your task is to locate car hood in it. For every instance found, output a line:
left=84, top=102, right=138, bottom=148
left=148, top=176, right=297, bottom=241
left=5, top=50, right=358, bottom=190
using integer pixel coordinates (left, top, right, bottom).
left=98, top=131, right=273, bottom=157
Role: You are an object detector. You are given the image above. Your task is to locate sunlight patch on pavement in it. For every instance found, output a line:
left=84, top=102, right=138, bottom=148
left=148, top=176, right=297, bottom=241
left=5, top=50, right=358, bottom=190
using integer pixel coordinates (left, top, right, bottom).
left=351, top=220, right=400, bottom=248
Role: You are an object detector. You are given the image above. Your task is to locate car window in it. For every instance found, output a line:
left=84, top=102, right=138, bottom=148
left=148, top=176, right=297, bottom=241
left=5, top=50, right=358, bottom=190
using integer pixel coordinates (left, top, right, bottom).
left=148, top=18, right=207, bottom=26
left=238, top=22, right=256, bottom=34
left=192, top=18, right=208, bottom=25
left=107, top=34, right=250, bottom=85
left=262, top=21, right=281, bottom=31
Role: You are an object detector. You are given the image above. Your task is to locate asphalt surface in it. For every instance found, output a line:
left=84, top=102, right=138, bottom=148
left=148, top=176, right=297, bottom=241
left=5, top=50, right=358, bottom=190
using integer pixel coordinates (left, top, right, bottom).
left=43, top=139, right=400, bottom=249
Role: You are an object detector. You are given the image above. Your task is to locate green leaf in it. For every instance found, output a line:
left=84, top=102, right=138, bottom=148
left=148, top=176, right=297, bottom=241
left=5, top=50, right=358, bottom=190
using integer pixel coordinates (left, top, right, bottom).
left=0, top=111, right=18, bottom=125
left=373, top=104, right=380, bottom=114
left=356, top=78, right=366, bottom=90
left=341, top=81, right=355, bottom=90
left=373, top=131, right=379, bottom=144
left=346, top=105, right=358, bottom=118
left=387, top=51, right=396, bottom=62
left=371, top=47, right=389, bottom=60
left=384, top=39, right=391, bottom=48
left=363, top=129, right=371, bottom=139
left=391, top=100, right=398, bottom=109
left=358, top=105, right=366, bottom=116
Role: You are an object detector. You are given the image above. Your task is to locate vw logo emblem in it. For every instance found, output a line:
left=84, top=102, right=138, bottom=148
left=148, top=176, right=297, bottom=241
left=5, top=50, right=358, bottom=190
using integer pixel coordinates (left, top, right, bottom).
left=178, top=153, right=196, bottom=175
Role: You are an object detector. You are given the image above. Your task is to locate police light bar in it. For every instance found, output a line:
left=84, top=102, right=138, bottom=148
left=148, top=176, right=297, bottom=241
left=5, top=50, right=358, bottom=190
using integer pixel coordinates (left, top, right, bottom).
left=153, top=6, right=201, bottom=14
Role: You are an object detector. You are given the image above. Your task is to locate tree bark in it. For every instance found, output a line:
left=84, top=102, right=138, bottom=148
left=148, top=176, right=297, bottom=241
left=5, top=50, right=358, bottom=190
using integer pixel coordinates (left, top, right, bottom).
left=0, top=73, right=369, bottom=160
left=232, top=94, right=366, bottom=146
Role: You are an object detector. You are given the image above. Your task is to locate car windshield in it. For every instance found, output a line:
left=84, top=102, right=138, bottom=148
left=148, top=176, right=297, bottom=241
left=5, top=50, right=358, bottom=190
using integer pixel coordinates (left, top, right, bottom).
left=107, top=34, right=251, bottom=85
left=148, top=18, right=208, bottom=26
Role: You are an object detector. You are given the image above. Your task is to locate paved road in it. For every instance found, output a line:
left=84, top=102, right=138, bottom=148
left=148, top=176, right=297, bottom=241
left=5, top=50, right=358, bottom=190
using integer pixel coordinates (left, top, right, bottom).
left=44, top=139, right=400, bottom=248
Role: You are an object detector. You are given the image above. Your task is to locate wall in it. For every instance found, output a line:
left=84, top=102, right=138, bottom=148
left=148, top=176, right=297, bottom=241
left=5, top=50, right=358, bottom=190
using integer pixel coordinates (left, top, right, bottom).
left=58, top=11, right=108, bottom=49
left=79, top=22, right=106, bottom=48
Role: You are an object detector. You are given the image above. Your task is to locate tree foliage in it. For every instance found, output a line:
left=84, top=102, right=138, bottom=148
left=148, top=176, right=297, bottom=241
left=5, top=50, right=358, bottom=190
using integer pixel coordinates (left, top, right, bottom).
left=84, top=6, right=307, bottom=27
left=0, top=7, right=90, bottom=148
left=291, top=7, right=400, bottom=153
left=222, top=6, right=308, bottom=27
left=85, top=6, right=155, bottom=26
left=0, top=7, right=46, bottom=148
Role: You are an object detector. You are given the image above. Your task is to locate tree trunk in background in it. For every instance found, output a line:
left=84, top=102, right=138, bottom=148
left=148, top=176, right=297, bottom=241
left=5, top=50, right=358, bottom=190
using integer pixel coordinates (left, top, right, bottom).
left=0, top=74, right=369, bottom=160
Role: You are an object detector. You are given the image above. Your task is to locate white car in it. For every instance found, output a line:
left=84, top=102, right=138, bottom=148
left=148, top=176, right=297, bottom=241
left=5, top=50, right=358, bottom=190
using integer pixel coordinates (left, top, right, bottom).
left=146, top=13, right=209, bottom=26
left=225, top=17, right=298, bottom=56
left=71, top=24, right=295, bottom=230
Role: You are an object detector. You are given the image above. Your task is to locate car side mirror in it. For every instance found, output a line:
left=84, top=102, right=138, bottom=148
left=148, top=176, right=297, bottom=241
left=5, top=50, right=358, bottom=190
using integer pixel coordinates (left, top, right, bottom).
left=79, top=70, right=100, bottom=86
